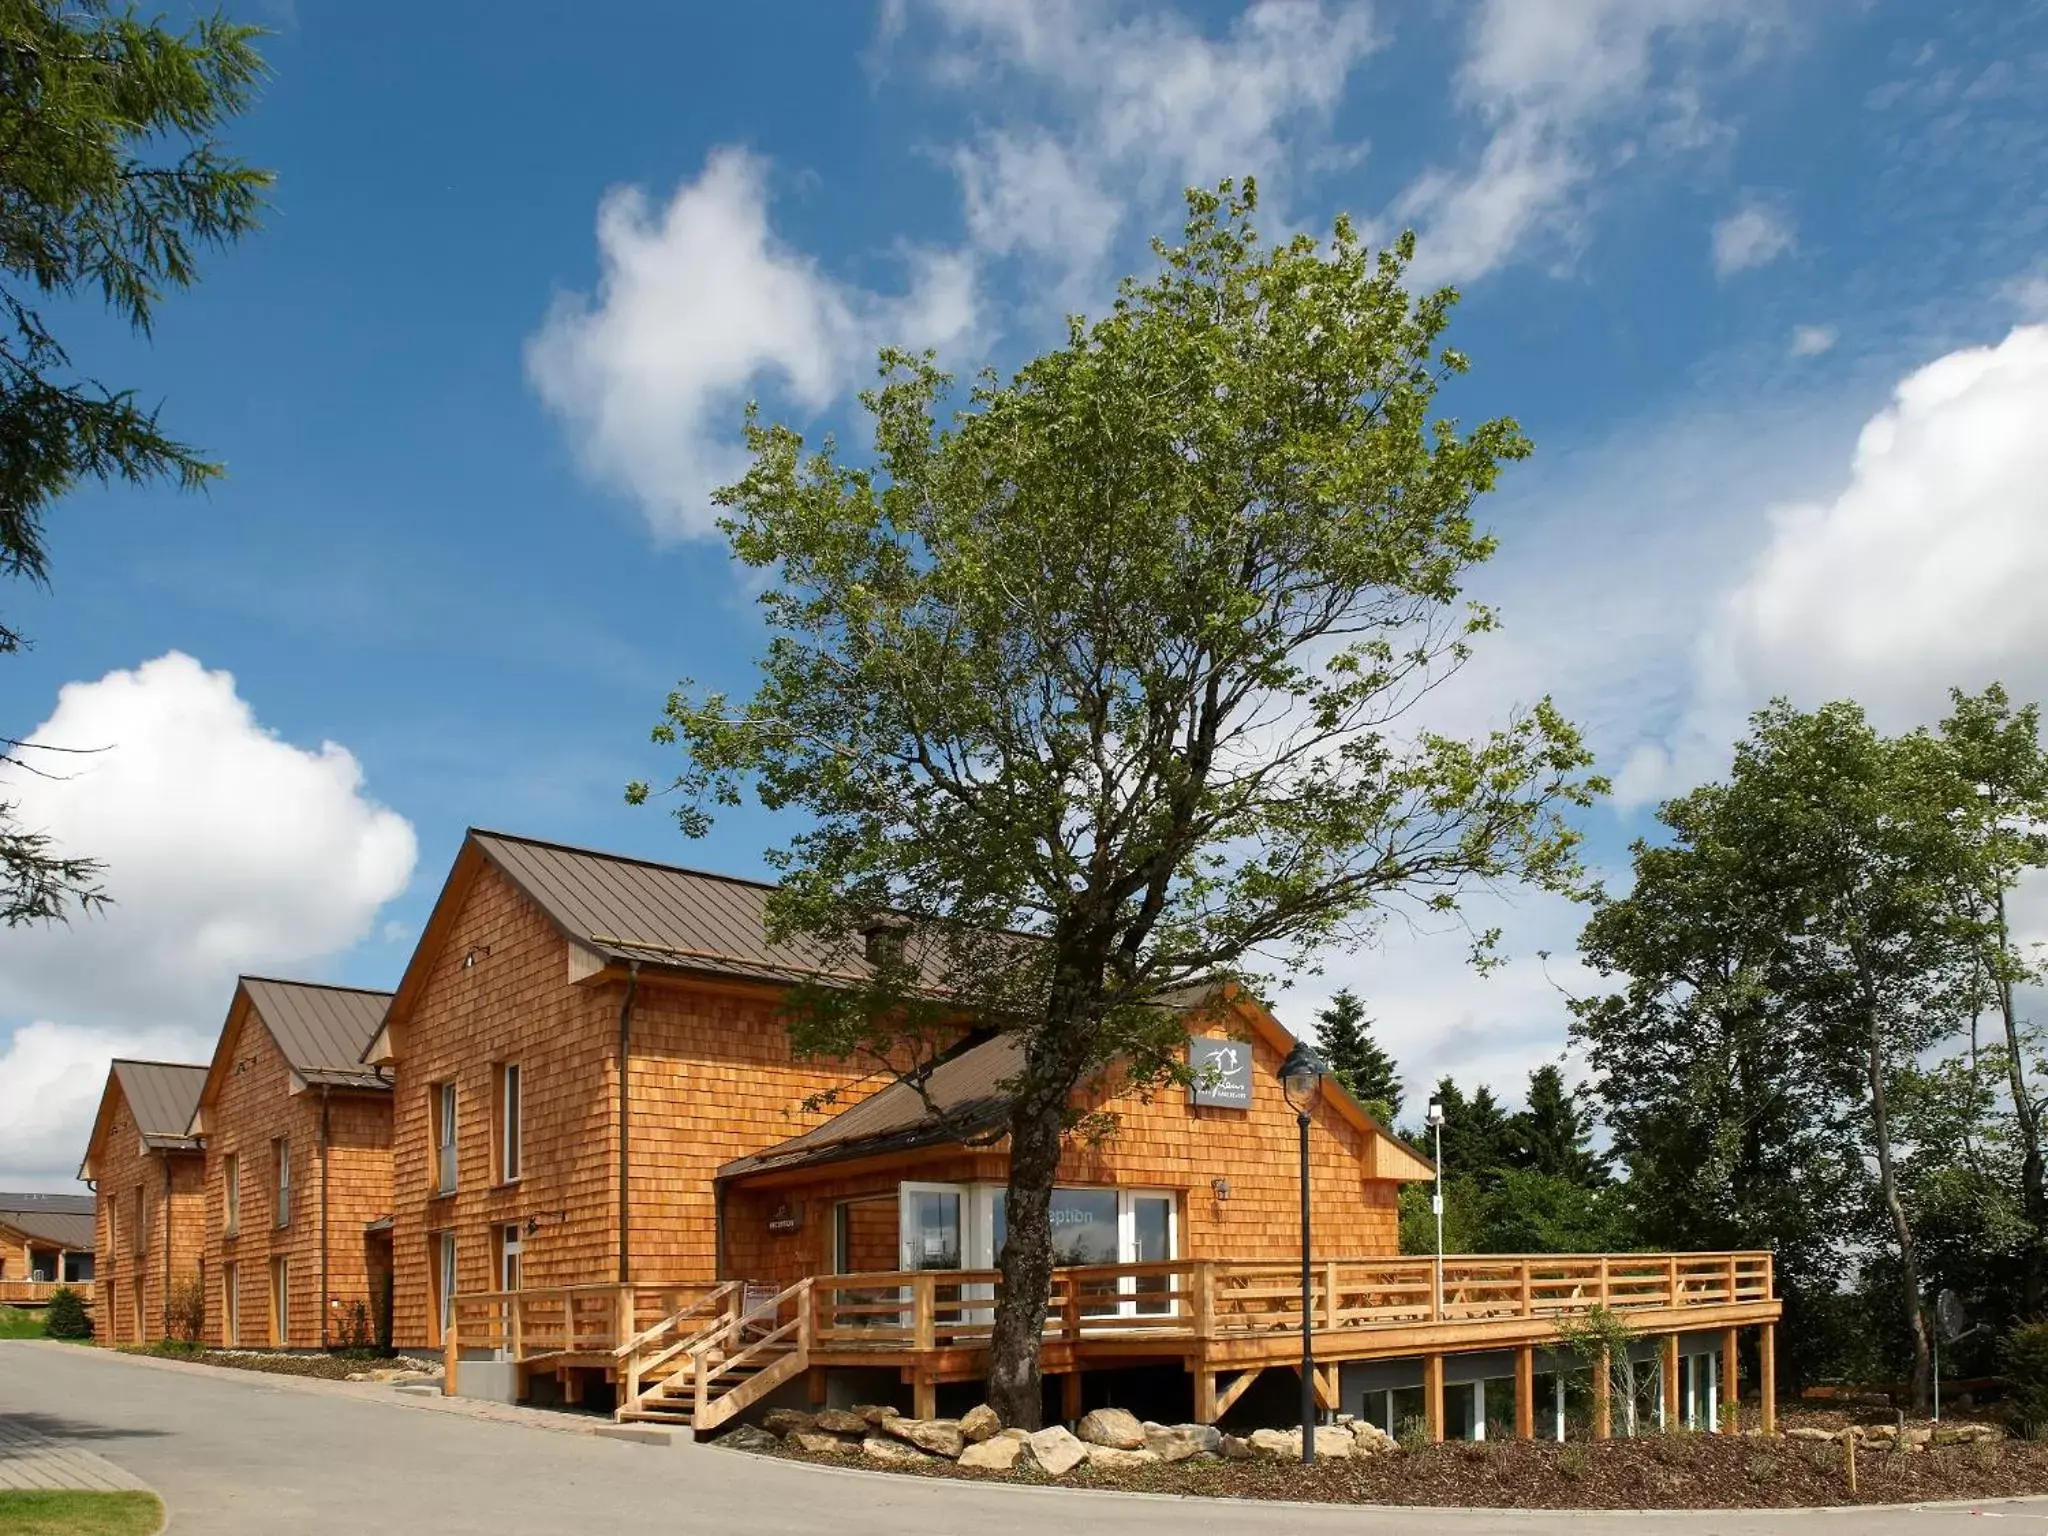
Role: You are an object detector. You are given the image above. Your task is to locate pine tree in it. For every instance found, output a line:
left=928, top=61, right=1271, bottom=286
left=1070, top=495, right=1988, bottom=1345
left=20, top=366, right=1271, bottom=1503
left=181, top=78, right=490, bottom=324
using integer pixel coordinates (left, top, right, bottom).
left=1510, top=1064, right=1608, bottom=1185
left=1315, top=988, right=1403, bottom=1121
left=1427, top=1076, right=1516, bottom=1191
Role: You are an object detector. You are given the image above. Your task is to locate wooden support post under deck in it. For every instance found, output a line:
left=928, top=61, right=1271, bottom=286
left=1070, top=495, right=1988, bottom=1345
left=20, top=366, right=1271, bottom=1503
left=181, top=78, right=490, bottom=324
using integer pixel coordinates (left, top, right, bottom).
left=562, top=1369, right=583, bottom=1406
left=442, top=1315, right=459, bottom=1399
left=1060, top=1370, right=1082, bottom=1425
left=1662, top=1335, right=1679, bottom=1430
left=807, top=1367, right=828, bottom=1407
left=1514, top=1346, right=1534, bottom=1439
left=1759, top=1324, right=1777, bottom=1435
left=915, top=1374, right=937, bottom=1422
left=1194, top=1368, right=1218, bottom=1424
left=1423, top=1353, right=1445, bottom=1444
left=1592, top=1347, right=1612, bottom=1441
left=1721, top=1327, right=1740, bottom=1434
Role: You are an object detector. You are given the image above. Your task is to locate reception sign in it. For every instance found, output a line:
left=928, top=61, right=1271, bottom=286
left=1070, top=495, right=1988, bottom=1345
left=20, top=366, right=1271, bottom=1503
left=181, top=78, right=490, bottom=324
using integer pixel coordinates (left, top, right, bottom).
left=1189, top=1036, right=1252, bottom=1109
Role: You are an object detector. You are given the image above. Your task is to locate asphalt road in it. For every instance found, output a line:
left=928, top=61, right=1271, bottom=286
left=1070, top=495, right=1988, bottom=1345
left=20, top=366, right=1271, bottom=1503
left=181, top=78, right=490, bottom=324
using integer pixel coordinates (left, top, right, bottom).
left=4, top=1342, right=2048, bottom=1535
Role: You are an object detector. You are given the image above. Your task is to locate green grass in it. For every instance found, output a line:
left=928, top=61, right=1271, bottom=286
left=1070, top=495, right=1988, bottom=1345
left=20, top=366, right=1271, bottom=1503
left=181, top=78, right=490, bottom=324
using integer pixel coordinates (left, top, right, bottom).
left=0, top=1307, right=47, bottom=1340
left=0, top=1491, right=162, bottom=1535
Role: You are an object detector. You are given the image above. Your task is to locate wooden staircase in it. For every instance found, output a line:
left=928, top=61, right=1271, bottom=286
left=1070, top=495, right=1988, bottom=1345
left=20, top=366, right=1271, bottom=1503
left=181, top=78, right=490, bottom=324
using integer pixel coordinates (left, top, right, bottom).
left=616, top=1277, right=812, bottom=1432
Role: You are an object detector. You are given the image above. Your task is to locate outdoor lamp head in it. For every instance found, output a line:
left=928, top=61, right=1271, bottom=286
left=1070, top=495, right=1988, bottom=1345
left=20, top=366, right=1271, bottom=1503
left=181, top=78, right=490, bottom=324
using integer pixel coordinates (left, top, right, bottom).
left=1426, top=1100, right=1445, bottom=1127
left=1277, top=1041, right=1327, bottom=1108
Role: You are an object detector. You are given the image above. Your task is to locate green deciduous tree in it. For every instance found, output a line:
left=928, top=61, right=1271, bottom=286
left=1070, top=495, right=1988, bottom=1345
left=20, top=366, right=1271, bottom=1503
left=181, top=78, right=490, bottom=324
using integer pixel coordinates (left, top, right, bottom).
left=1315, top=987, right=1402, bottom=1122
left=0, top=0, right=269, bottom=925
left=637, top=181, right=1602, bottom=1427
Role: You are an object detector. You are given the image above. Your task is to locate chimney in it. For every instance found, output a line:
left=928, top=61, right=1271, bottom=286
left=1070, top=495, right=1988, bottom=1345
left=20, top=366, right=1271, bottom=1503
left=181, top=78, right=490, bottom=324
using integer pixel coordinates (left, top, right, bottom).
left=861, top=915, right=911, bottom=969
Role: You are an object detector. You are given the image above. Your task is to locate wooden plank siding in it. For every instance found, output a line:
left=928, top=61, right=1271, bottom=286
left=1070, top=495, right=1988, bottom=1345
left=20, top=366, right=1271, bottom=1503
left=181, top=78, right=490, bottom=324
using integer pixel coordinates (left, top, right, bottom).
left=723, top=1017, right=1403, bottom=1286
left=199, top=999, right=394, bottom=1348
left=382, top=859, right=892, bottom=1347
left=87, top=1085, right=203, bottom=1345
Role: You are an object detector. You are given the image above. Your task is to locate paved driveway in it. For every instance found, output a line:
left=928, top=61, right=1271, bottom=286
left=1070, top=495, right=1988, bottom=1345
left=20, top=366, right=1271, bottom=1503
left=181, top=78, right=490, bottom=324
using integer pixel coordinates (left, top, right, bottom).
left=4, top=1343, right=2048, bottom=1535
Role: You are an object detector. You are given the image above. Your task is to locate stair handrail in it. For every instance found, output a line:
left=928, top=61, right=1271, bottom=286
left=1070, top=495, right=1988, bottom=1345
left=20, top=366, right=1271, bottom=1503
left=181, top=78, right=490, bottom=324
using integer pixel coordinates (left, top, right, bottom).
left=611, top=1281, right=739, bottom=1359
left=687, top=1277, right=813, bottom=1425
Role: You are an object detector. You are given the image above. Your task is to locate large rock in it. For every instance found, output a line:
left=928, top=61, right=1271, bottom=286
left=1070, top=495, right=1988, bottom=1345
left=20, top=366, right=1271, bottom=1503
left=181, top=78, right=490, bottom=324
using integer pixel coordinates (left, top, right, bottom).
left=855, top=1403, right=902, bottom=1426
left=959, top=1404, right=1002, bottom=1444
left=959, top=1436, right=1024, bottom=1472
left=762, top=1408, right=818, bottom=1437
left=813, top=1408, right=871, bottom=1435
left=1027, top=1425, right=1088, bottom=1477
left=1247, top=1427, right=1300, bottom=1461
left=1310, top=1426, right=1353, bottom=1459
left=1076, top=1407, right=1147, bottom=1450
left=886, top=1417, right=965, bottom=1458
left=1083, top=1444, right=1161, bottom=1470
left=789, top=1430, right=858, bottom=1456
left=1785, top=1427, right=1834, bottom=1442
left=862, top=1435, right=937, bottom=1466
left=1219, top=1434, right=1255, bottom=1460
left=1143, top=1423, right=1220, bottom=1463
left=719, top=1424, right=781, bottom=1452
left=1350, top=1421, right=1396, bottom=1455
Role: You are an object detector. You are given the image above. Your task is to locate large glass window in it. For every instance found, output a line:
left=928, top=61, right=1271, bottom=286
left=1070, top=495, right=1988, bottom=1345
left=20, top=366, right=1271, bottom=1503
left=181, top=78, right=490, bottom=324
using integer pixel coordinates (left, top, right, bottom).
left=901, top=1187, right=962, bottom=1270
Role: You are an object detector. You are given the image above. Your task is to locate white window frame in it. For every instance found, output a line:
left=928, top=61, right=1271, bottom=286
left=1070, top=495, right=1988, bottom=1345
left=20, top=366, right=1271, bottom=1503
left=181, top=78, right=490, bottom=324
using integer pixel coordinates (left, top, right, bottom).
left=436, top=1231, right=458, bottom=1342
left=434, top=1083, right=458, bottom=1194
left=223, top=1152, right=240, bottom=1237
left=223, top=1261, right=240, bottom=1346
left=274, top=1136, right=291, bottom=1228
left=497, top=1063, right=522, bottom=1184
left=499, top=1224, right=522, bottom=1293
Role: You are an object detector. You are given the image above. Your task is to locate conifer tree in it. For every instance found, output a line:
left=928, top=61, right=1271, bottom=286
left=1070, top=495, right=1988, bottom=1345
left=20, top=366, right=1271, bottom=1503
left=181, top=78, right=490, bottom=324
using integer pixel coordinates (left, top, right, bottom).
left=1314, top=988, right=1403, bottom=1121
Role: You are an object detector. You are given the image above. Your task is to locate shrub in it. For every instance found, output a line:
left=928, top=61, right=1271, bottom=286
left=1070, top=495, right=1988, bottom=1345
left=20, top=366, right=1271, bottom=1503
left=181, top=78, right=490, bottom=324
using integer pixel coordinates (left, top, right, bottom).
left=2003, top=1323, right=2048, bottom=1438
left=165, top=1277, right=204, bottom=1344
left=43, top=1286, right=93, bottom=1340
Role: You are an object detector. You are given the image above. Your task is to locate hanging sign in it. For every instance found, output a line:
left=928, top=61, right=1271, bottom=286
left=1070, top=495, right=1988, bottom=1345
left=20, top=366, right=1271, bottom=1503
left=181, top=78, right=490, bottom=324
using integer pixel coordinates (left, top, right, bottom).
left=1189, top=1036, right=1252, bottom=1109
left=767, top=1201, right=803, bottom=1235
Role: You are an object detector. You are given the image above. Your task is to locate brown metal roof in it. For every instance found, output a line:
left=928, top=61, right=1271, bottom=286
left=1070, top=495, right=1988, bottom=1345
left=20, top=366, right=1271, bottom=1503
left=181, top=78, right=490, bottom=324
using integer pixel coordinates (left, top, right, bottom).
left=473, top=829, right=874, bottom=983
left=718, top=1032, right=1025, bottom=1181
left=110, top=1060, right=207, bottom=1148
left=0, top=1194, right=95, bottom=1250
left=241, top=977, right=392, bottom=1090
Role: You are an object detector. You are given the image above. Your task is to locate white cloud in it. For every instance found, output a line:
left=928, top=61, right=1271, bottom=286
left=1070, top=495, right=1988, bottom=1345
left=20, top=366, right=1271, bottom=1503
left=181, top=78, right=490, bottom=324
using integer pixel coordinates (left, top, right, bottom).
left=1399, top=0, right=1776, bottom=285
left=1790, top=323, right=1837, bottom=357
left=1623, top=325, right=2048, bottom=798
left=2004, top=262, right=2048, bottom=320
left=526, top=148, right=978, bottom=539
left=0, top=652, right=415, bottom=1184
left=907, top=0, right=1379, bottom=294
left=1711, top=197, right=1795, bottom=276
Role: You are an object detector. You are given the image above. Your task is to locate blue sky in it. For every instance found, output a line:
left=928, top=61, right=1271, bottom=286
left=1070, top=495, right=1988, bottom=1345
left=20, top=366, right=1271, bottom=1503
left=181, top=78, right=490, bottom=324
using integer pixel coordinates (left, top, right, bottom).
left=4, top=0, right=2047, bottom=1187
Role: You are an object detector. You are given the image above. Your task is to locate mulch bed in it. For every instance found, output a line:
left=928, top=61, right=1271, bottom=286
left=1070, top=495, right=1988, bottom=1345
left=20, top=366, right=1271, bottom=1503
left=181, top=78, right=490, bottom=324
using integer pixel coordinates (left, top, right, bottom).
left=112, top=1343, right=438, bottom=1382
left=754, top=1413, right=2048, bottom=1510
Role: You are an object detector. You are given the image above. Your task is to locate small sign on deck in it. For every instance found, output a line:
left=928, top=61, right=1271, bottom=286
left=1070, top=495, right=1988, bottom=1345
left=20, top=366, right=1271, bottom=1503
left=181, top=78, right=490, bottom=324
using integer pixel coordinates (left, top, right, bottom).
left=767, top=1200, right=803, bottom=1235
left=1188, top=1036, right=1252, bottom=1109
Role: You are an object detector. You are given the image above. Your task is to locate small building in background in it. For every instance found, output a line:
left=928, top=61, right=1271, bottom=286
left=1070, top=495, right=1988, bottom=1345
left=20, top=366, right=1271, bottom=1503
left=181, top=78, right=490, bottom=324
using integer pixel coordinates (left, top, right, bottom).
left=79, top=1060, right=207, bottom=1343
left=0, top=1192, right=96, bottom=1303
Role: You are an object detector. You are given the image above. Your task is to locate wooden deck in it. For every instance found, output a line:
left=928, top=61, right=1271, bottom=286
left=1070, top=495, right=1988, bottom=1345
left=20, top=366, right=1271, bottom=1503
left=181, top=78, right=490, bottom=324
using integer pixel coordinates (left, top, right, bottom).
left=0, top=1280, right=95, bottom=1309
left=447, top=1251, right=1778, bottom=1435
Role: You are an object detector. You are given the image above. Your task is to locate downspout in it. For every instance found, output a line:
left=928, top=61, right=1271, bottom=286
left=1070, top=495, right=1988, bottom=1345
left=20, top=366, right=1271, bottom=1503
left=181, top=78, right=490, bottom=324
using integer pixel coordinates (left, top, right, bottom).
left=161, top=1157, right=173, bottom=1343
left=319, top=1086, right=332, bottom=1350
left=616, top=961, right=640, bottom=1284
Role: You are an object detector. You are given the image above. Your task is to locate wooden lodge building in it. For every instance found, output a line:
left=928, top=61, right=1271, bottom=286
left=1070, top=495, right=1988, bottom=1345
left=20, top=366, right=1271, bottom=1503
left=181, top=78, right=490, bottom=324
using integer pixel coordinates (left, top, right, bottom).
left=192, top=976, right=395, bottom=1350
left=80, top=1060, right=208, bottom=1344
left=0, top=1193, right=96, bottom=1308
left=85, top=827, right=1782, bottom=1442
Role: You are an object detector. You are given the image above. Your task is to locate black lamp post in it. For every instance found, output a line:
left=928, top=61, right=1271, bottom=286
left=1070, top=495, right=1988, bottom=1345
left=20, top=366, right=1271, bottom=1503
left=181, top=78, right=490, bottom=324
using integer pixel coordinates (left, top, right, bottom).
left=1278, top=1039, right=1328, bottom=1464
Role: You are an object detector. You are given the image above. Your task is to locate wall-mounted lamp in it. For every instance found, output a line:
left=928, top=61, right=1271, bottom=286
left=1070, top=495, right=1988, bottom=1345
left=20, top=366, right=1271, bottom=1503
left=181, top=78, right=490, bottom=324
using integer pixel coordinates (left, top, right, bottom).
left=1210, top=1177, right=1231, bottom=1201
left=523, top=1210, right=567, bottom=1237
left=462, top=945, right=492, bottom=969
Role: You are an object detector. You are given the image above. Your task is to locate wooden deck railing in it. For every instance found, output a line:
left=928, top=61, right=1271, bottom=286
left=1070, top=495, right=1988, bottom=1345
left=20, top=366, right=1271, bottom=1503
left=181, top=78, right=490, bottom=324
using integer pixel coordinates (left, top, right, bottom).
left=449, top=1251, right=1774, bottom=1383
left=810, top=1251, right=1774, bottom=1352
left=0, top=1279, right=94, bottom=1307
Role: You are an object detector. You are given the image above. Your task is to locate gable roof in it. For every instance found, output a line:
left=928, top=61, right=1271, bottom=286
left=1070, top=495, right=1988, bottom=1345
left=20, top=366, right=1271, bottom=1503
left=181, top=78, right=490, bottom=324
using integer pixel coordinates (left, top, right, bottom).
left=239, top=976, right=391, bottom=1089
left=718, top=991, right=1436, bottom=1185
left=0, top=1193, right=95, bottom=1250
left=111, top=1060, right=207, bottom=1147
left=375, top=828, right=954, bottom=1058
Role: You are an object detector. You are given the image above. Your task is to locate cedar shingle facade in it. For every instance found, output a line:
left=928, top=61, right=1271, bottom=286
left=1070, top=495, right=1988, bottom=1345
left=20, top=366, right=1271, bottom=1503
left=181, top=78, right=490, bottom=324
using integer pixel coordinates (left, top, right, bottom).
left=80, top=1061, right=207, bottom=1344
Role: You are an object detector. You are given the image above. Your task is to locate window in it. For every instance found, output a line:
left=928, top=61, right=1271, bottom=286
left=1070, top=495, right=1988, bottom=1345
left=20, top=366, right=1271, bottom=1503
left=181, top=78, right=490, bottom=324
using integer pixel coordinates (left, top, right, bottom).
left=497, top=1224, right=522, bottom=1293
left=131, top=1186, right=147, bottom=1255
left=269, top=1257, right=288, bottom=1346
left=433, top=1083, right=458, bottom=1194
left=223, top=1262, right=240, bottom=1346
left=433, top=1231, right=458, bottom=1342
left=495, top=1063, right=522, bottom=1183
left=131, top=1282, right=144, bottom=1343
left=224, top=1152, right=241, bottom=1237
left=273, top=1136, right=291, bottom=1228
